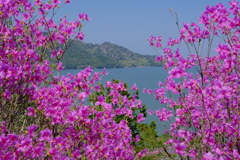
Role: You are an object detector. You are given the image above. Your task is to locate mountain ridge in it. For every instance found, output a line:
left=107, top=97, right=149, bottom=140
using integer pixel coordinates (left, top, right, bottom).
left=58, top=40, right=162, bottom=69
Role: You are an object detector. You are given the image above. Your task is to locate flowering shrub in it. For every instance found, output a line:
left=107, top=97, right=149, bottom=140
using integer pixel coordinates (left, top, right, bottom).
left=1, top=0, right=239, bottom=159
left=89, top=80, right=147, bottom=138
left=0, top=0, right=145, bottom=159
left=148, top=0, right=239, bottom=159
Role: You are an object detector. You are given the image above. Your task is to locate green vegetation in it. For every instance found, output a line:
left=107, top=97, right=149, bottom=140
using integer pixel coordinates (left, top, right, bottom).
left=49, top=41, right=162, bottom=69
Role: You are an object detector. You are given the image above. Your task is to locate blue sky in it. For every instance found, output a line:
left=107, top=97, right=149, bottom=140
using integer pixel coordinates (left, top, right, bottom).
left=57, top=0, right=230, bottom=55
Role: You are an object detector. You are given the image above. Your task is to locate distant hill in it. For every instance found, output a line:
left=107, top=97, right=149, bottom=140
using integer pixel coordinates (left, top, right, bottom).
left=55, top=41, right=162, bottom=69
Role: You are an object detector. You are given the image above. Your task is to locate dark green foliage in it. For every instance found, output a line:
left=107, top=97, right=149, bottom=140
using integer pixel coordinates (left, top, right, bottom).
left=136, top=123, right=173, bottom=159
left=136, top=121, right=170, bottom=150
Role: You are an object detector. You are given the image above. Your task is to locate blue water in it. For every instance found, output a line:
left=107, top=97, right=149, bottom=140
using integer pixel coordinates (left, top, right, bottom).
left=60, top=67, right=172, bottom=134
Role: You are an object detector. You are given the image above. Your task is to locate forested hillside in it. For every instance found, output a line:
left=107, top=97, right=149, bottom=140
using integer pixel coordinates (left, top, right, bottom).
left=52, top=41, right=162, bottom=69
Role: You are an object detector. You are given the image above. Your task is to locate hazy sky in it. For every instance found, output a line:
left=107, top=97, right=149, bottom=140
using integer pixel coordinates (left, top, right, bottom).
left=57, top=0, right=230, bottom=55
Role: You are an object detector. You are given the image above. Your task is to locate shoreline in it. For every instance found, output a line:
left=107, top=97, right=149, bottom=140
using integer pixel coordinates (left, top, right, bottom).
left=63, top=65, right=163, bottom=70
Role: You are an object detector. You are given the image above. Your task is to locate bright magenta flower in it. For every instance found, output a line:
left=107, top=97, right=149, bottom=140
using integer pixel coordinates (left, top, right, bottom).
left=79, top=13, right=90, bottom=21
left=27, top=107, right=36, bottom=117
left=76, top=32, right=85, bottom=40
left=131, top=83, right=138, bottom=90
left=137, top=113, right=145, bottom=123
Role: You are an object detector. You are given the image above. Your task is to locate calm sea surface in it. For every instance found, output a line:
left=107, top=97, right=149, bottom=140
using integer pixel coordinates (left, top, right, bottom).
left=60, top=67, right=186, bottom=134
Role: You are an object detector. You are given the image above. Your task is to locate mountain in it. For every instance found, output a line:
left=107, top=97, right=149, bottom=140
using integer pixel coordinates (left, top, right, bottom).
left=56, top=41, right=162, bottom=69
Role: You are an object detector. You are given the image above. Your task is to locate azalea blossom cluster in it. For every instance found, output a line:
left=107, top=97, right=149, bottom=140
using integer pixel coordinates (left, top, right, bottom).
left=1, top=67, right=140, bottom=159
left=148, top=1, right=239, bottom=159
left=0, top=0, right=144, bottom=159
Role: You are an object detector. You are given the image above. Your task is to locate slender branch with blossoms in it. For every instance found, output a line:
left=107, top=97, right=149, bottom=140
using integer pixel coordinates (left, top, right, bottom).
left=147, top=1, right=239, bottom=159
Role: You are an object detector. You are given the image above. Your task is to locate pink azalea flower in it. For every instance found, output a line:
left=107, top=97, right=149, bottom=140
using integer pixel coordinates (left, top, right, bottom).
left=79, top=13, right=90, bottom=21
left=203, top=152, right=215, bottom=160
left=39, top=129, right=52, bottom=141
left=56, top=61, right=63, bottom=70
left=137, top=113, right=145, bottom=123
left=27, top=107, right=36, bottom=117
left=155, top=108, right=172, bottom=121
left=131, top=84, right=138, bottom=90
left=76, top=32, right=84, bottom=40
left=148, top=110, right=153, bottom=115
